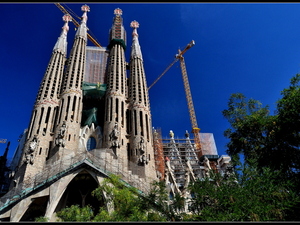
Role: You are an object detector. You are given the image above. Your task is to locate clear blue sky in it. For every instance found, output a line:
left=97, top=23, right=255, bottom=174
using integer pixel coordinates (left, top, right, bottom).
left=1, top=3, right=300, bottom=161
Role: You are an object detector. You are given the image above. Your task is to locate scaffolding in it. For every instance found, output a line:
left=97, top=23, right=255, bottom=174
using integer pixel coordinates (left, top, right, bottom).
left=152, top=128, right=165, bottom=181
left=199, top=133, right=218, bottom=156
left=85, top=46, right=108, bottom=84
left=153, top=129, right=222, bottom=191
left=160, top=130, right=204, bottom=190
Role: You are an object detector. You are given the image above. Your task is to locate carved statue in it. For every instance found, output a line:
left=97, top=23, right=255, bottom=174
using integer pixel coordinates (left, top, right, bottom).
left=55, top=121, right=67, bottom=147
left=24, top=135, right=38, bottom=164
left=139, top=154, right=148, bottom=165
left=139, top=136, right=145, bottom=153
left=109, top=123, right=120, bottom=148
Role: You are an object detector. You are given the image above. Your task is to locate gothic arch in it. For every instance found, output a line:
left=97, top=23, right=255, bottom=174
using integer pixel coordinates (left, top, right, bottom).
left=54, top=169, right=105, bottom=215
left=19, top=196, right=49, bottom=221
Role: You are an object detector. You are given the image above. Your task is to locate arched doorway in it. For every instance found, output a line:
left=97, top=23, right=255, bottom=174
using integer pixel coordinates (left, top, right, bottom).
left=20, top=196, right=49, bottom=221
left=55, top=170, right=104, bottom=215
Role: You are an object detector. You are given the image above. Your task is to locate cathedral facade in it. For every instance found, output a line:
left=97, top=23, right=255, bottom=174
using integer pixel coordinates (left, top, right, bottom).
left=0, top=5, right=232, bottom=221
left=0, top=5, right=158, bottom=221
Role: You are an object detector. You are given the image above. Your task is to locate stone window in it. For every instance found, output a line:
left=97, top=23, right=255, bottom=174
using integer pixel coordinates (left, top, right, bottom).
left=87, top=137, right=96, bottom=151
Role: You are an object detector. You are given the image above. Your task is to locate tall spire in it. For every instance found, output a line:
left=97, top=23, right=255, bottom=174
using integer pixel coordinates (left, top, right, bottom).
left=14, top=13, right=73, bottom=185
left=53, top=14, right=71, bottom=54
left=108, top=8, right=126, bottom=50
left=56, top=4, right=89, bottom=151
left=128, top=20, right=155, bottom=176
left=75, top=4, right=90, bottom=40
left=130, top=20, right=142, bottom=61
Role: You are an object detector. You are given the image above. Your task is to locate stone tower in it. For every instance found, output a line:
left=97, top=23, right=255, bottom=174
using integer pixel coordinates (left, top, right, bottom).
left=0, top=5, right=158, bottom=222
left=11, top=13, right=72, bottom=188
left=103, top=8, right=128, bottom=158
left=127, top=20, right=156, bottom=178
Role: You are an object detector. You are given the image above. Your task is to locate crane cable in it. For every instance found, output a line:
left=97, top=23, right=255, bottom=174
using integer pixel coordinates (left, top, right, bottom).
left=54, top=3, right=102, bottom=47
left=148, top=58, right=179, bottom=90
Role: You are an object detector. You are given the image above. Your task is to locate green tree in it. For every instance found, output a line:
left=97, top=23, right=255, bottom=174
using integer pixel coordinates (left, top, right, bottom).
left=221, top=74, right=300, bottom=220
left=273, top=74, right=300, bottom=176
left=222, top=74, right=300, bottom=178
left=56, top=205, right=94, bottom=222
left=56, top=174, right=170, bottom=222
left=187, top=162, right=299, bottom=221
left=222, top=92, right=275, bottom=168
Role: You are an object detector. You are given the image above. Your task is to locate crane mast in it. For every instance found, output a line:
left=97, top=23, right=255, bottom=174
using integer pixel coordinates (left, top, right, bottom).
left=149, top=40, right=202, bottom=158
left=175, top=41, right=202, bottom=158
left=54, top=3, right=102, bottom=47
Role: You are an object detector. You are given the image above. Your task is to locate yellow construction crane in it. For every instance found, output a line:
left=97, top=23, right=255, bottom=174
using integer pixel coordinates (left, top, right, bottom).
left=148, top=40, right=202, bottom=158
left=54, top=3, right=102, bottom=47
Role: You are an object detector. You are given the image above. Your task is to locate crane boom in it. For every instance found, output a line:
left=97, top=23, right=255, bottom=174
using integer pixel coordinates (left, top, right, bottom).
left=148, top=40, right=202, bottom=157
left=148, top=58, right=178, bottom=90
left=54, top=3, right=102, bottom=47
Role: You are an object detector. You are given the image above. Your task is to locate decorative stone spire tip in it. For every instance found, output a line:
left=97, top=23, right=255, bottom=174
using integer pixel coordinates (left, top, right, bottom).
left=81, top=4, right=90, bottom=12
left=130, top=20, right=139, bottom=29
left=114, top=8, right=122, bottom=16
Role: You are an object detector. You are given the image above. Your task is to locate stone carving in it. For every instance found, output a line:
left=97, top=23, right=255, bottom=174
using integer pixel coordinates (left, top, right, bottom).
left=139, top=154, right=148, bottom=165
left=55, top=121, right=67, bottom=147
left=138, top=136, right=148, bottom=165
left=24, top=135, right=38, bottom=164
left=139, top=136, right=145, bottom=153
left=109, top=123, right=120, bottom=148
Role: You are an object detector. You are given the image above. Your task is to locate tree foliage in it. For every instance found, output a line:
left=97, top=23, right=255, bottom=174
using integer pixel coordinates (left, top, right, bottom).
left=220, top=74, right=300, bottom=220
left=222, top=74, right=300, bottom=181
left=56, top=174, right=169, bottom=222
left=187, top=161, right=299, bottom=221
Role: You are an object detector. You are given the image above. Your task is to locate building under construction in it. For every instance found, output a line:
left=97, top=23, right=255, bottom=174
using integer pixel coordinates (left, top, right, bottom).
left=0, top=4, right=232, bottom=221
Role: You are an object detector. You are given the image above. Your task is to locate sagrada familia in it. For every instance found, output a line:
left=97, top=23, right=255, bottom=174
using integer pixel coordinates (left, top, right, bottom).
left=0, top=5, right=232, bottom=221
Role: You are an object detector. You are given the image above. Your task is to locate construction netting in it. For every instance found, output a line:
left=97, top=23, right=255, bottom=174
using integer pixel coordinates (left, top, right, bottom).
left=82, top=82, right=107, bottom=99
left=82, top=107, right=98, bottom=126
left=85, top=46, right=108, bottom=84
left=199, top=133, right=218, bottom=155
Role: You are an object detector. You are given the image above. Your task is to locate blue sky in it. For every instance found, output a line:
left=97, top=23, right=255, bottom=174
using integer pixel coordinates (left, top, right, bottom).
left=1, top=3, right=300, bottom=161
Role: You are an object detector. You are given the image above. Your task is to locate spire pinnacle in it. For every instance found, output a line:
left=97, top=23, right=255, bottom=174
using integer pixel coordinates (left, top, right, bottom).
left=62, top=14, right=71, bottom=33
left=53, top=14, right=71, bottom=54
left=75, top=4, right=89, bottom=40
left=130, top=20, right=142, bottom=60
left=108, top=8, right=126, bottom=49
left=81, top=4, right=90, bottom=24
left=130, top=20, right=139, bottom=37
left=114, top=8, right=122, bottom=16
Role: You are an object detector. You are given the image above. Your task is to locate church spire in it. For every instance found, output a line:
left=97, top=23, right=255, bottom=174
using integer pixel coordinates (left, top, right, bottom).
left=53, top=14, right=71, bottom=54
left=130, top=20, right=142, bottom=61
left=75, top=4, right=90, bottom=40
left=56, top=4, right=89, bottom=151
left=108, top=8, right=126, bottom=50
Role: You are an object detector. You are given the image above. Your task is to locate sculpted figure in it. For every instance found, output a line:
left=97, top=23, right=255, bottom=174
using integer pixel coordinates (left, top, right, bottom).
left=109, top=123, right=120, bottom=148
left=25, top=135, right=38, bottom=164
left=139, top=154, right=148, bottom=165
left=139, top=136, right=145, bottom=153
left=55, top=121, right=67, bottom=147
